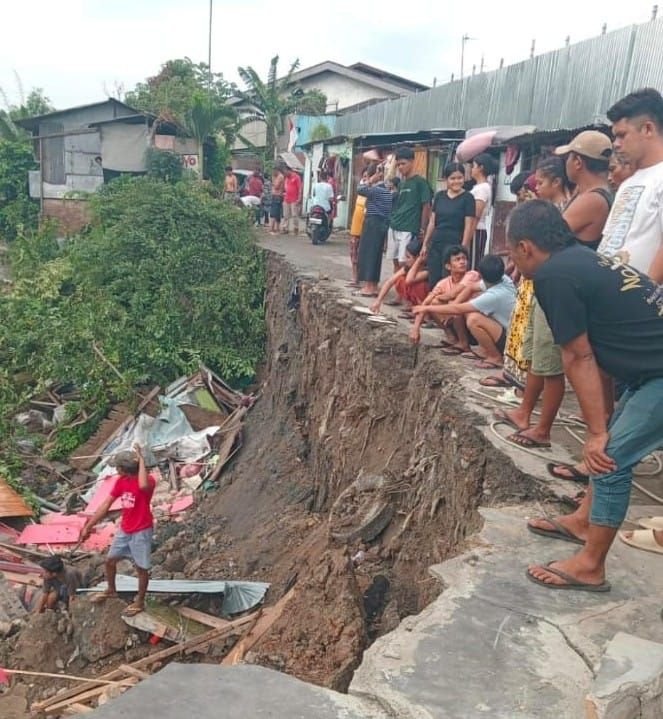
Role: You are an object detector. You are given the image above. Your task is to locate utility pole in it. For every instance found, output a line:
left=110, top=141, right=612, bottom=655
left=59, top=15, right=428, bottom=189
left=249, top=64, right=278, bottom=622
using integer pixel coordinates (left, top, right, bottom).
left=652, top=4, right=658, bottom=20
left=208, top=0, right=213, bottom=92
left=461, top=34, right=476, bottom=79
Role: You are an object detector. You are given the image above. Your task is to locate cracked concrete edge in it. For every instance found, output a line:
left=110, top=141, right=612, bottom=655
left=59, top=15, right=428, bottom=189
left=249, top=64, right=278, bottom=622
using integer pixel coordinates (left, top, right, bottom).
left=349, top=504, right=600, bottom=717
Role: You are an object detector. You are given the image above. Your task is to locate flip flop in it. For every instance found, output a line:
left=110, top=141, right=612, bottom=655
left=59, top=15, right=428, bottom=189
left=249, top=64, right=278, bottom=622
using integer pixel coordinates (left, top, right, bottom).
left=385, top=299, right=402, bottom=306
left=560, top=491, right=586, bottom=511
left=546, top=462, right=589, bottom=484
left=434, top=339, right=457, bottom=348
left=352, top=291, right=378, bottom=298
left=493, top=409, right=525, bottom=432
left=440, top=346, right=464, bottom=356
left=480, top=375, right=512, bottom=388
left=506, top=431, right=551, bottom=449
left=122, top=603, right=145, bottom=617
left=527, top=517, right=585, bottom=545
left=637, top=517, right=663, bottom=531
left=525, top=562, right=611, bottom=592
left=460, top=351, right=481, bottom=360
left=476, top=360, right=503, bottom=369
left=619, top=529, right=663, bottom=554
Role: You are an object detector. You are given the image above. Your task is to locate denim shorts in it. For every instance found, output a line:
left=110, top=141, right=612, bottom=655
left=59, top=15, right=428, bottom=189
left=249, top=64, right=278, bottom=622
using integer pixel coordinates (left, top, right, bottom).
left=590, top=377, right=663, bottom=528
left=108, top=527, right=153, bottom=570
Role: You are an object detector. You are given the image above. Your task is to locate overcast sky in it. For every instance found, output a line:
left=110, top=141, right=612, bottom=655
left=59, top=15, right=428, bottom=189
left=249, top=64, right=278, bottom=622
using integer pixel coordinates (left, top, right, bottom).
left=0, top=1, right=659, bottom=109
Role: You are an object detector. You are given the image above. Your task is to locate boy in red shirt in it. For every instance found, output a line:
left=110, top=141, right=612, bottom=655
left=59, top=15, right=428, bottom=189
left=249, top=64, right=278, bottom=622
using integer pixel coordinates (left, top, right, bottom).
left=281, top=168, right=302, bottom=235
left=81, top=444, right=156, bottom=616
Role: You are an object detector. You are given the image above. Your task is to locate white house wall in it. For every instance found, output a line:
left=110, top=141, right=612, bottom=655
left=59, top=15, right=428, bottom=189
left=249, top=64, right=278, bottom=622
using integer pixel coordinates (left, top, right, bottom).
left=297, top=72, right=395, bottom=112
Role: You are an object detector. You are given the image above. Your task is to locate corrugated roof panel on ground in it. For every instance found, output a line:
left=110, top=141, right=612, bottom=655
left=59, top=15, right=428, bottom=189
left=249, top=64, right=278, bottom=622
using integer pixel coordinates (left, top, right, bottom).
left=0, top=478, right=33, bottom=519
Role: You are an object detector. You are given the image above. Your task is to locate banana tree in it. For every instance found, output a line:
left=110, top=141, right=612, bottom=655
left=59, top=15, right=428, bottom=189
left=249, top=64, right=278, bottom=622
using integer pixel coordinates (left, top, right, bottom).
left=235, top=56, right=326, bottom=162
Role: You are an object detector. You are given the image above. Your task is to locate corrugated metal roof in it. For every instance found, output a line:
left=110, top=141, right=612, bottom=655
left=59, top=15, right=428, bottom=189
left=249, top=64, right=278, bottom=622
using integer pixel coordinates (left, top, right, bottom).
left=336, top=18, right=663, bottom=137
left=0, top=478, right=33, bottom=519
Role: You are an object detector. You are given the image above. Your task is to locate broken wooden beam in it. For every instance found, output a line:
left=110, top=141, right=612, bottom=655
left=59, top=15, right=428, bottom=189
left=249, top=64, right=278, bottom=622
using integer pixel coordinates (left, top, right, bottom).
left=175, top=606, right=230, bottom=629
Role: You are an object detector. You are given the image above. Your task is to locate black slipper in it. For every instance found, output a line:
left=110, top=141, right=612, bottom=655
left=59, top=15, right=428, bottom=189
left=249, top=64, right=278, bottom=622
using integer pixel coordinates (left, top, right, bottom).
left=525, top=563, right=611, bottom=592
left=527, top=518, right=585, bottom=545
left=546, top=462, right=589, bottom=484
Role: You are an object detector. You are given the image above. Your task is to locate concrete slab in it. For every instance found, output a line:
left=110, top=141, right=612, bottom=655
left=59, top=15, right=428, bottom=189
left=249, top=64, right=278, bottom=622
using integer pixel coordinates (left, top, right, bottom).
left=350, top=505, right=663, bottom=719
left=88, top=663, right=386, bottom=719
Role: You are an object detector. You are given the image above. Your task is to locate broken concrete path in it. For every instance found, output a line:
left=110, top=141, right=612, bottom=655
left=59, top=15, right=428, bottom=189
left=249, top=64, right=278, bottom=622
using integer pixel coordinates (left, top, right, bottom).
left=350, top=504, right=663, bottom=718
left=88, top=663, right=387, bottom=718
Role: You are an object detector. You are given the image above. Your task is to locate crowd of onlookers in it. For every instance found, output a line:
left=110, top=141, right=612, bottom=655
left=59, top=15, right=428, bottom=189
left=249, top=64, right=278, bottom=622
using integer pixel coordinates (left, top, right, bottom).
left=339, top=89, right=663, bottom=596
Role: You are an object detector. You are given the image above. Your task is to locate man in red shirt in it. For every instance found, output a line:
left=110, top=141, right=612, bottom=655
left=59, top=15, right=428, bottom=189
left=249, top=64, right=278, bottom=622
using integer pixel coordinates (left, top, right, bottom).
left=282, top=167, right=302, bottom=235
left=246, top=170, right=264, bottom=198
left=81, top=444, right=156, bottom=616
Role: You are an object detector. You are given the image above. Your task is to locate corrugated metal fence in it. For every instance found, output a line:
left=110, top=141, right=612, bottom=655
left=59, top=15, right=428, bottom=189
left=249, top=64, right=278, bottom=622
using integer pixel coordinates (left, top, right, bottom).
left=336, top=19, right=663, bottom=136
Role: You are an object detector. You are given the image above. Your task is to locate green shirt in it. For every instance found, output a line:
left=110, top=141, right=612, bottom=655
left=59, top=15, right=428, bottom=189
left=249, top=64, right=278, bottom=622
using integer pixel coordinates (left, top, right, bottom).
left=389, top=175, right=432, bottom=233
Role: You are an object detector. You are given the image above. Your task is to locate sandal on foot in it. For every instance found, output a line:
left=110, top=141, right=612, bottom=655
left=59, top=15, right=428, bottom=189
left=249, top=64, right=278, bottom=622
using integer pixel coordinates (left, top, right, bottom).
left=493, top=409, right=525, bottom=432
left=460, top=351, right=481, bottom=360
left=525, top=563, right=610, bottom=592
left=440, top=346, right=464, bottom=356
left=506, top=431, right=551, bottom=449
left=527, top=518, right=585, bottom=545
left=384, top=299, right=402, bottom=306
left=351, top=291, right=378, bottom=298
left=479, top=375, right=512, bottom=388
left=122, top=602, right=145, bottom=617
left=546, top=463, right=589, bottom=484
left=619, top=528, right=663, bottom=554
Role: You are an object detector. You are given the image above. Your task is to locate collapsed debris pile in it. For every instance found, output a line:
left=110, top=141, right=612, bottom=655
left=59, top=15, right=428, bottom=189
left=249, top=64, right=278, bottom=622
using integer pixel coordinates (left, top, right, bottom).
left=0, top=365, right=271, bottom=715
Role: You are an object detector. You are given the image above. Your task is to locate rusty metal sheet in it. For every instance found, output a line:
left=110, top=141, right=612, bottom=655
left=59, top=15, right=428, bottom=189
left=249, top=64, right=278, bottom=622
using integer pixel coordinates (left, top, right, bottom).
left=0, top=478, right=33, bottom=519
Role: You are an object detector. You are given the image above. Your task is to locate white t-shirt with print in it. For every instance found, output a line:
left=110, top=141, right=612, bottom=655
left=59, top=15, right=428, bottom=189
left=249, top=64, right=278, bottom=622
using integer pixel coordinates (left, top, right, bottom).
left=471, top=182, right=492, bottom=230
left=598, top=162, right=663, bottom=274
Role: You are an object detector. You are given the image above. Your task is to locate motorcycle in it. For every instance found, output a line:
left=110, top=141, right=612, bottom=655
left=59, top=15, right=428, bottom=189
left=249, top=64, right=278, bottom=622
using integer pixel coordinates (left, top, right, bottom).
left=306, top=204, right=332, bottom=245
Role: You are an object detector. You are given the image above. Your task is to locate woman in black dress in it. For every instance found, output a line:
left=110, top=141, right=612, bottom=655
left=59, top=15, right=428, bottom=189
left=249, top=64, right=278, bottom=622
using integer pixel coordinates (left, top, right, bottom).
left=422, top=163, right=476, bottom=289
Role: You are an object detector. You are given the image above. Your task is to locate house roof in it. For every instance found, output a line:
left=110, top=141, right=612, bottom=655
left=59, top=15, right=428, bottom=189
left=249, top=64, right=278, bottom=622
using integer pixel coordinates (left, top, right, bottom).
left=288, top=61, right=427, bottom=96
left=347, top=63, right=429, bottom=92
left=16, top=98, right=138, bottom=132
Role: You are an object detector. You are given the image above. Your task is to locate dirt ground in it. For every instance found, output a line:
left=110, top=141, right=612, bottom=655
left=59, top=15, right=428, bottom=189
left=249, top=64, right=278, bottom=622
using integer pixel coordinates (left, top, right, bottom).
left=0, top=246, right=567, bottom=714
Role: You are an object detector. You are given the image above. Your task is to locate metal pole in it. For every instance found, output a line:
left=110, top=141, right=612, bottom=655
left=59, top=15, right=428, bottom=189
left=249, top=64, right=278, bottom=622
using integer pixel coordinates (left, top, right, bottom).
left=208, top=0, right=213, bottom=92
left=461, top=34, right=467, bottom=79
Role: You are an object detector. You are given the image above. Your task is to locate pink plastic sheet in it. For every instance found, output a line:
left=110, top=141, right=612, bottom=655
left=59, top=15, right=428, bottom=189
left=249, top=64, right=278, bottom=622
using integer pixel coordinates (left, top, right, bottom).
left=17, top=524, right=80, bottom=545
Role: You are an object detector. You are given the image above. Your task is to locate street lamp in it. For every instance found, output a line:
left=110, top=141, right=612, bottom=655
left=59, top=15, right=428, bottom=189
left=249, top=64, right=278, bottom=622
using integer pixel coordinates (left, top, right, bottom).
left=461, top=34, right=476, bottom=80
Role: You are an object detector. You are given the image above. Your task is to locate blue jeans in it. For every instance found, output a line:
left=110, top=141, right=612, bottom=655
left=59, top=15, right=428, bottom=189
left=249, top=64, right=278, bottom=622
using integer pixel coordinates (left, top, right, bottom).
left=590, top=377, right=663, bottom=527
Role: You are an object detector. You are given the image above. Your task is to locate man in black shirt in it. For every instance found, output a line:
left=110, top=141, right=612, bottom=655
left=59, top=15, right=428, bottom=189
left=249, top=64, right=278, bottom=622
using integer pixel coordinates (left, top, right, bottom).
left=507, top=200, right=663, bottom=592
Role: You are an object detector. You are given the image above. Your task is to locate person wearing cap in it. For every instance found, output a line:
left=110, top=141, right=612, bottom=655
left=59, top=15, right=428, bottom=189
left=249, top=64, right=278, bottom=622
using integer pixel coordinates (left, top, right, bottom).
left=81, top=444, right=156, bottom=616
left=599, top=88, right=663, bottom=282
left=554, top=130, right=613, bottom=250
left=37, top=556, right=83, bottom=613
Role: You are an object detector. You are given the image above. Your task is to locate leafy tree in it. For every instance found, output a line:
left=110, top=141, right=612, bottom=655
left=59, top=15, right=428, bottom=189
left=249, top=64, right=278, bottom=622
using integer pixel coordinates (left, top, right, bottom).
left=0, top=177, right=265, bottom=408
left=0, top=139, right=38, bottom=240
left=0, top=82, right=54, bottom=141
left=125, top=58, right=230, bottom=126
left=235, top=56, right=327, bottom=161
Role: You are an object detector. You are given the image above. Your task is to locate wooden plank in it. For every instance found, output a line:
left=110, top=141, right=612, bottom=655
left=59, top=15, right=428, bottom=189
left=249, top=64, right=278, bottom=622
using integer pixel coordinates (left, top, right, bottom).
left=221, top=590, right=295, bottom=666
left=35, top=613, right=261, bottom=712
left=1, top=570, right=41, bottom=586
left=69, top=386, right=161, bottom=470
left=117, top=665, right=150, bottom=680
left=208, top=407, right=247, bottom=483
left=122, top=611, right=193, bottom=643
left=176, top=606, right=230, bottom=629
left=43, top=679, right=138, bottom=716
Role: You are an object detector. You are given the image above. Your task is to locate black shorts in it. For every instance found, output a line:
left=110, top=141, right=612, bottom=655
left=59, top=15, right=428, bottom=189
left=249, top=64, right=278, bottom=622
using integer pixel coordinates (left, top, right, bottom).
left=496, top=327, right=507, bottom=355
left=270, top=197, right=283, bottom=221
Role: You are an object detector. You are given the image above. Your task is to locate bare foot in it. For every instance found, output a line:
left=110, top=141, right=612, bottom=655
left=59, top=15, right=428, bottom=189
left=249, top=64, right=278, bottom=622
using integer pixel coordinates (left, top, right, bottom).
left=510, top=426, right=551, bottom=445
left=527, top=555, right=606, bottom=587
left=497, top=407, right=530, bottom=432
left=527, top=514, right=589, bottom=542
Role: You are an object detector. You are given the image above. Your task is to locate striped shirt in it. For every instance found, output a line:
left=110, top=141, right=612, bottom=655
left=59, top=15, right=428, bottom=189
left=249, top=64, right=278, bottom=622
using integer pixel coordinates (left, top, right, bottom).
left=357, top=182, right=393, bottom=218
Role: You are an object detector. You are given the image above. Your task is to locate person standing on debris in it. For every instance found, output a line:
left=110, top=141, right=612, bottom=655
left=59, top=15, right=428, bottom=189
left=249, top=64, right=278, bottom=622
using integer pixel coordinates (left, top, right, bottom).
left=386, top=147, right=432, bottom=273
left=507, top=200, right=663, bottom=592
left=281, top=167, right=303, bottom=235
left=37, top=556, right=83, bottom=613
left=81, top=445, right=156, bottom=616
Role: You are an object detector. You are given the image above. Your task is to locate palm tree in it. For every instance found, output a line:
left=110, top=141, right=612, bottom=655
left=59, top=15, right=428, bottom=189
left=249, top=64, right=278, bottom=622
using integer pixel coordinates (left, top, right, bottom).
left=236, top=56, right=326, bottom=162
left=184, top=92, right=241, bottom=178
